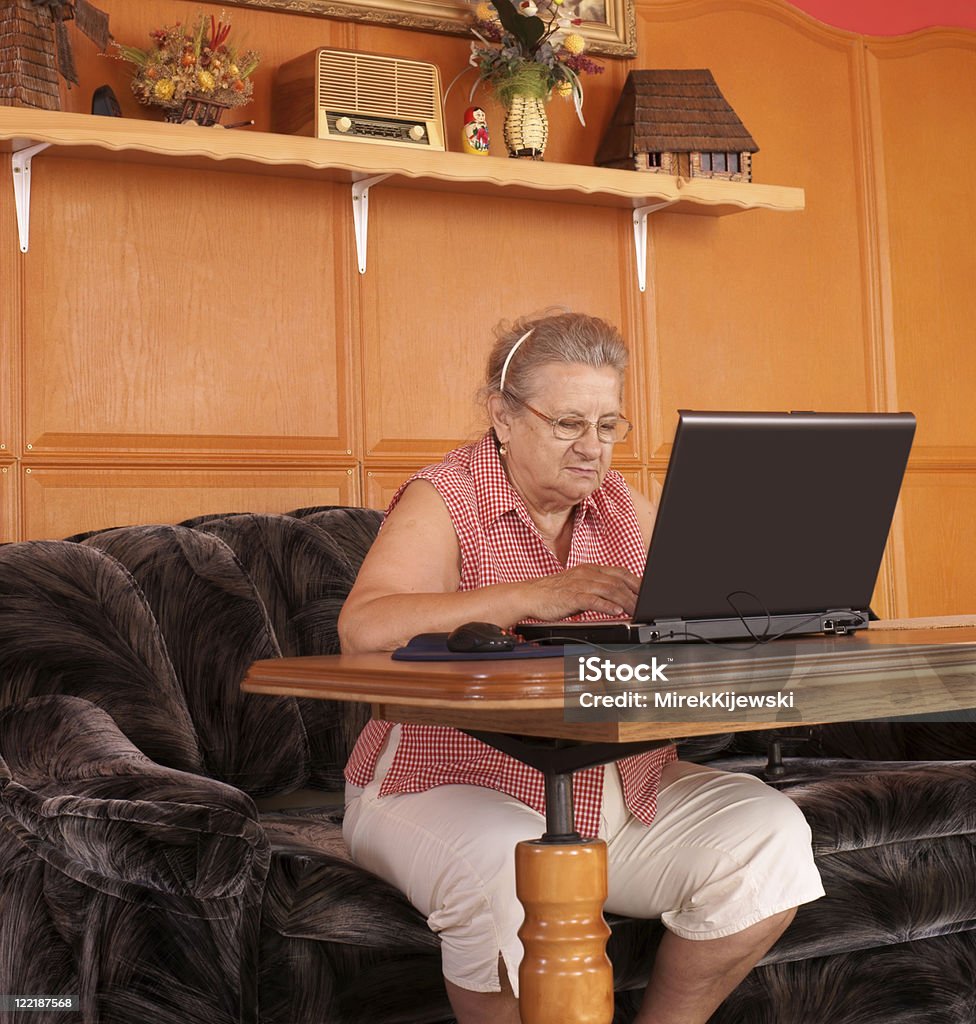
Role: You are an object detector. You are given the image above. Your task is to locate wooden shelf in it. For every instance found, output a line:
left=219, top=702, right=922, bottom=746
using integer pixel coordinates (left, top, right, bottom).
left=1, top=108, right=805, bottom=284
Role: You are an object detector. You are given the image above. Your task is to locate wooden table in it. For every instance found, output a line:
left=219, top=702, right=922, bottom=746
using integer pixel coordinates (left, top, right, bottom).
left=242, top=618, right=976, bottom=1024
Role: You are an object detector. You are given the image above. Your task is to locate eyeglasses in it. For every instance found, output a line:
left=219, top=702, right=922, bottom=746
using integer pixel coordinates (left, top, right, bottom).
left=515, top=398, right=633, bottom=444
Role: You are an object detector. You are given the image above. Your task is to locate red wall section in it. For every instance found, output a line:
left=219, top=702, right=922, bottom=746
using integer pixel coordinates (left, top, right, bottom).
left=787, top=0, right=976, bottom=34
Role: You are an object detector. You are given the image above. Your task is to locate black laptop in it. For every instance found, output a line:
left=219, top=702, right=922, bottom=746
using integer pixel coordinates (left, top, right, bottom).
left=519, top=410, right=917, bottom=645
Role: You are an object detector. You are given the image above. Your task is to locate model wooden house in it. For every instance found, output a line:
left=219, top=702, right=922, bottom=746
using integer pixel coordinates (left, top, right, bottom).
left=595, top=69, right=759, bottom=182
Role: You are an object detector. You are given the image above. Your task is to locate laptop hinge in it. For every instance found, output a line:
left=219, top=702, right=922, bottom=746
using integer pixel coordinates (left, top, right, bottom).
left=634, top=610, right=870, bottom=644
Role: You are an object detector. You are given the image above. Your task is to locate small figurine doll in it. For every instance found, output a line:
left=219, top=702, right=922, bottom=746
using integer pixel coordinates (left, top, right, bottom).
left=461, top=106, right=491, bottom=156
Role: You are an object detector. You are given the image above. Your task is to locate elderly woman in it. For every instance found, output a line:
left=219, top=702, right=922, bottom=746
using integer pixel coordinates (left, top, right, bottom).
left=339, top=312, right=824, bottom=1024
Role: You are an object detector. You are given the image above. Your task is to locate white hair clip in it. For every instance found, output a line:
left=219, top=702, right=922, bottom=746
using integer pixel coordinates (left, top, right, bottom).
left=499, top=329, right=533, bottom=394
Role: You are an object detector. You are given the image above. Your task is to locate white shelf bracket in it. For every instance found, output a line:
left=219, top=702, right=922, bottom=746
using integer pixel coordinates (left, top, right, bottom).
left=632, top=200, right=678, bottom=292
left=11, top=142, right=52, bottom=254
left=351, top=174, right=391, bottom=274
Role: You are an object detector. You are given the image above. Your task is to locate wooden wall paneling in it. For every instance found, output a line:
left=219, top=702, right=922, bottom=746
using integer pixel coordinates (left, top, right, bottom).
left=0, top=462, right=17, bottom=542
left=20, top=464, right=359, bottom=541
left=0, top=168, right=20, bottom=464
left=1, top=149, right=22, bottom=539
left=646, top=468, right=666, bottom=507
left=21, top=157, right=355, bottom=458
left=867, top=34, right=976, bottom=452
left=364, top=466, right=427, bottom=511
left=636, top=2, right=874, bottom=457
left=359, top=188, right=637, bottom=461
left=867, top=32, right=976, bottom=618
left=614, top=466, right=646, bottom=496
left=898, top=471, right=976, bottom=617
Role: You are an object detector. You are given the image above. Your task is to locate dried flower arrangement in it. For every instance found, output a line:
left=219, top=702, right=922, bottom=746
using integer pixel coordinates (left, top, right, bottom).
left=114, top=12, right=259, bottom=119
left=466, top=0, right=603, bottom=123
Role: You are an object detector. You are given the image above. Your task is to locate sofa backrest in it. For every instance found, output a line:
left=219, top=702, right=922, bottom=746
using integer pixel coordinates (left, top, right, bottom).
left=0, top=541, right=203, bottom=773
left=187, top=510, right=382, bottom=790
left=0, top=508, right=384, bottom=798
left=83, top=524, right=312, bottom=797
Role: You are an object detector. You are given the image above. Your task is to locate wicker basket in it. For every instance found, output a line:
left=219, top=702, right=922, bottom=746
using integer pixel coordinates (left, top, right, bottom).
left=502, top=94, right=549, bottom=161
left=0, top=0, right=61, bottom=110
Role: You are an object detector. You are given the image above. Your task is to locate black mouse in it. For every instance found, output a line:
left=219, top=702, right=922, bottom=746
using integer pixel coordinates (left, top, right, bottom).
left=446, top=621, right=518, bottom=653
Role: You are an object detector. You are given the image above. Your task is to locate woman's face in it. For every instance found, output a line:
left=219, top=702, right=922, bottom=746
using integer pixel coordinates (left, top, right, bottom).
left=494, top=362, right=624, bottom=513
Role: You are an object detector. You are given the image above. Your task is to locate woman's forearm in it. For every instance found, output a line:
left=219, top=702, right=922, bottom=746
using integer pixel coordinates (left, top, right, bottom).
left=339, top=562, right=641, bottom=653
left=337, top=583, right=535, bottom=654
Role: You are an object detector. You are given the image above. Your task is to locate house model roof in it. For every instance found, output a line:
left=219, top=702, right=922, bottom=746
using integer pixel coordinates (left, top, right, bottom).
left=596, top=69, right=759, bottom=164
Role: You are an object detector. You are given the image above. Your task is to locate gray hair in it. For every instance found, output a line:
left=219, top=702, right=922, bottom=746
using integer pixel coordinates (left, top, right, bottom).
left=480, top=311, right=629, bottom=411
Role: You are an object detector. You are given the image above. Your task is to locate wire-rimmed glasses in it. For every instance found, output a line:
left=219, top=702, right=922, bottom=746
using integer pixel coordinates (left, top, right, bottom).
left=515, top=398, right=633, bottom=444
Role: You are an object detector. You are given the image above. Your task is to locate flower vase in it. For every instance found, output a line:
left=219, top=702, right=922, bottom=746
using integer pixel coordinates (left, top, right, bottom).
left=502, top=93, right=549, bottom=160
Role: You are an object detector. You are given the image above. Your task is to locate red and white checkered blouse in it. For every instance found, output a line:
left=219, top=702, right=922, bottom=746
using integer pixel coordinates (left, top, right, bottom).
left=344, top=431, right=677, bottom=838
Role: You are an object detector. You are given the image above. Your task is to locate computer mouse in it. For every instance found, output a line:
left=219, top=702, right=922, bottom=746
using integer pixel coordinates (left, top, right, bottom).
left=446, top=621, right=518, bottom=653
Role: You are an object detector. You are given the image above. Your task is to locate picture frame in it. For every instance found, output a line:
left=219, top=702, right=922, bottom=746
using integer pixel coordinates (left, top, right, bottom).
left=219, top=0, right=637, bottom=58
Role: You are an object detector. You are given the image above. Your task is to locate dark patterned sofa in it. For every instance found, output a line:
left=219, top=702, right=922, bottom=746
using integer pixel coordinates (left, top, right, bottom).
left=0, top=508, right=974, bottom=1024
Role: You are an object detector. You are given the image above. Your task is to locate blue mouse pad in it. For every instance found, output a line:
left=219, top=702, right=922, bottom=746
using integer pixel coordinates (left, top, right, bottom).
left=391, top=632, right=565, bottom=661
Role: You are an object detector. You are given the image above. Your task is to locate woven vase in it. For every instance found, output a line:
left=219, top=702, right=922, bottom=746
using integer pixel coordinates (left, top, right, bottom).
left=502, top=94, right=549, bottom=160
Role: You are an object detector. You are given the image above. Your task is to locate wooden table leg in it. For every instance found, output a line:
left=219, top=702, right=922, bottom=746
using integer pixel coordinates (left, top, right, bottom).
left=515, top=771, right=614, bottom=1024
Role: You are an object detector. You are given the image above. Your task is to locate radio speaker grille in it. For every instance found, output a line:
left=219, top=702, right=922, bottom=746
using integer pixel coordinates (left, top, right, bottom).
left=318, top=51, right=440, bottom=121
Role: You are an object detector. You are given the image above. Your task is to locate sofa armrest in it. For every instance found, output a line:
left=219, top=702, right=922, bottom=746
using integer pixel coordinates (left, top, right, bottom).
left=0, top=695, right=270, bottom=904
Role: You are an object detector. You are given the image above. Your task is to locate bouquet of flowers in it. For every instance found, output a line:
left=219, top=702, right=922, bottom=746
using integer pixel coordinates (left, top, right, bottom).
left=115, top=13, right=259, bottom=115
left=467, top=0, right=603, bottom=123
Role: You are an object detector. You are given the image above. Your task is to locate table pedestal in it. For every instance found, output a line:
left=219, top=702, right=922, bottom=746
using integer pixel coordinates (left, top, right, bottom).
left=465, top=736, right=664, bottom=1024
left=516, top=839, right=614, bottom=1024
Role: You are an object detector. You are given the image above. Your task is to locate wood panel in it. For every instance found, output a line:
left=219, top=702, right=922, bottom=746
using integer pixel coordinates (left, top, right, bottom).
left=864, top=33, right=976, bottom=617
left=21, top=157, right=355, bottom=457
left=20, top=465, right=359, bottom=540
left=898, top=471, right=976, bottom=617
left=1, top=169, right=21, bottom=539
left=638, top=2, right=874, bottom=457
left=867, top=35, right=976, bottom=452
left=359, top=188, right=639, bottom=460
left=364, top=466, right=423, bottom=511
left=0, top=173, right=18, bottom=461
left=0, top=462, right=16, bottom=543
left=614, top=466, right=645, bottom=495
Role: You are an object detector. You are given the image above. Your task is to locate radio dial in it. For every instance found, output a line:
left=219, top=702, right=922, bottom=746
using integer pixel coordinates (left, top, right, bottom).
left=408, top=125, right=426, bottom=141
left=335, top=116, right=353, bottom=133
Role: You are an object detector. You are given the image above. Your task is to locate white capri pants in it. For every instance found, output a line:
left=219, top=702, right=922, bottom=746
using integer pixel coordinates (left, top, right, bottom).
left=343, top=729, right=825, bottom=996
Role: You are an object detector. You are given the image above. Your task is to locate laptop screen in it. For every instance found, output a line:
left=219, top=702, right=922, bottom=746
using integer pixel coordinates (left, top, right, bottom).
left=634, top=410, right=916, bottom=626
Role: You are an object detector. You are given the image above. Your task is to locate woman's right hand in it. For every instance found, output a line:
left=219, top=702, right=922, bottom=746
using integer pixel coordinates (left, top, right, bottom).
left=522, top=563, right=641, bottom=621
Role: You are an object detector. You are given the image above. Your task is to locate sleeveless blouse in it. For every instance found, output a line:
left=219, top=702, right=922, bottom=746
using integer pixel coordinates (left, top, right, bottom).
left=344, top=431, right=677, bottom=838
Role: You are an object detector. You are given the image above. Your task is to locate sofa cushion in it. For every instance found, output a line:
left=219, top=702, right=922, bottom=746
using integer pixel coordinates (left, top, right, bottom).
left=705, top=930, right=976, bottom=1024
left=258, top=808, right=449, bottom=1024
left=84, top=525, right=311, bottom=797
left=708, top=757, right=976, bottom=964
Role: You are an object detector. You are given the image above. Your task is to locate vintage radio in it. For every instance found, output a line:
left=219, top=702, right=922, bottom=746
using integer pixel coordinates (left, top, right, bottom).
left=272, top=48, right=446, bottom=151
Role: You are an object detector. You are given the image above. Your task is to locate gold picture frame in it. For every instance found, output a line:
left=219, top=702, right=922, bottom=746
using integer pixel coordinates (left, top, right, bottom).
left=220, top=0, right=637, bottom=58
